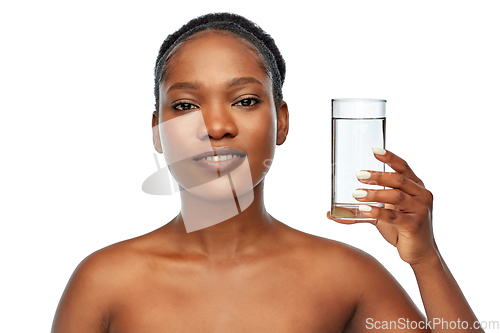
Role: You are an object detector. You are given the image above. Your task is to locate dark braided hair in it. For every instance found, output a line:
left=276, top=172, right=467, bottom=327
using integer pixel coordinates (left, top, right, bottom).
left=154, top=13, right=286, bottom=111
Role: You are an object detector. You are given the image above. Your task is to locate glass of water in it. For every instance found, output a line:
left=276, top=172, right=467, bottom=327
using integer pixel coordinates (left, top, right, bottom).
left=331, top=99, right=386, bottom=221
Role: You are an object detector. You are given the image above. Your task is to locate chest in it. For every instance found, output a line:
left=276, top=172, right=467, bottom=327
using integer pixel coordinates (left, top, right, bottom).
left=108, top=260, right=354, bottom=333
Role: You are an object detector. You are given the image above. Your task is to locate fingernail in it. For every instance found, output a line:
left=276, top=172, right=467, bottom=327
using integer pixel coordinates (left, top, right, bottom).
left=356, top=171, right=371, bottom=180
left=372, top=147, right=386, bottom=155
left=358, top=205, right=372, bottom=212
left=352, top=190, right=368, bottom=198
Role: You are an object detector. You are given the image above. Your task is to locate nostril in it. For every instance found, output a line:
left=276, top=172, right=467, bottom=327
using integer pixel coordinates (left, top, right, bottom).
left=200, top=109, right=238, bottom=139
left=208, top=132, right=234, bottom=140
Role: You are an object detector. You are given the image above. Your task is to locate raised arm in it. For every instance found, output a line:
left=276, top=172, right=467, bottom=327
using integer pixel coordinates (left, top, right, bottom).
left=329, top=148, right=483, bottom=332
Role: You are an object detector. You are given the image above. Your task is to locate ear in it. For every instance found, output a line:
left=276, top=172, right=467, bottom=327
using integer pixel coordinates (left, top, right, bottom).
left=152, top=111, right=163, bottom=153
left=276, top=101, right=289, bottom=146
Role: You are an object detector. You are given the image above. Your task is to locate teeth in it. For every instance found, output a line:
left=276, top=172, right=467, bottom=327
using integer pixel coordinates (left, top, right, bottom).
left=199, top=154, right=241, bottom=162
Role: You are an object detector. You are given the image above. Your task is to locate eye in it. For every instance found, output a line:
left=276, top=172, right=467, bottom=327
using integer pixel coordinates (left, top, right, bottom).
left=234, top=97, right=260, bottom=107
left=172, top=102, right=198, bottom=111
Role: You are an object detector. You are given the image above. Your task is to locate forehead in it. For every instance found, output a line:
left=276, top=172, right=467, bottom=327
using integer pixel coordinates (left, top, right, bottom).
left=162, top=31, right=270, bottom=89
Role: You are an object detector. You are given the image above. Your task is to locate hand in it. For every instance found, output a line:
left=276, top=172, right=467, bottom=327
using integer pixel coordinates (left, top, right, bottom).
left=327, top=148, right=439, bottom=266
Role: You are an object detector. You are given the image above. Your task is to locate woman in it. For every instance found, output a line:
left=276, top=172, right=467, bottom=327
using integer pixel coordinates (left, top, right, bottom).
left=52, top=13, right=482, bottom=332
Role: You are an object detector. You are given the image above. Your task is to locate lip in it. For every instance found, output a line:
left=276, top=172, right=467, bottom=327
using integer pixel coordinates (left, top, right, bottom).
left=192, top=147, right=247, bottom=174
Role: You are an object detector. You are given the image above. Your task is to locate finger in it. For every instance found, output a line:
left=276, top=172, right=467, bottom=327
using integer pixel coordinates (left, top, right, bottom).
left=372, top=148, right=424, bottom=187
left=326, top=210, right=356, bottom=224
left=353, top=188, right=417, bottom=212
left=357, top=204, right=412, bottom=227
left=356, top=170, right=423, bottom=197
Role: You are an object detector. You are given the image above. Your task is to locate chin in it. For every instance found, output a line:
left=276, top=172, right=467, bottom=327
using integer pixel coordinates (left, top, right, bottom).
left=178, top=156, right=255, bottom=209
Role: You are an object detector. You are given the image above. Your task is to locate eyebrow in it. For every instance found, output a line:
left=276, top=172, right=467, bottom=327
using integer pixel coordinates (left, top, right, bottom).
left=166, top=77, right=263, bottom=94
left=166, top=82, right=200, bottom=93
left=225, top=77, right=263, bottom=88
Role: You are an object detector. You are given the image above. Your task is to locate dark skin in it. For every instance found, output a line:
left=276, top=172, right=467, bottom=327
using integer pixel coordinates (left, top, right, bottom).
left=52, top=32, right=482, bottom=333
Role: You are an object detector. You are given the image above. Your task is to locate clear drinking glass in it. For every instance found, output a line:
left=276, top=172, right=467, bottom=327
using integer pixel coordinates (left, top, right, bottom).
left=331, top=99, right=386, bottom=221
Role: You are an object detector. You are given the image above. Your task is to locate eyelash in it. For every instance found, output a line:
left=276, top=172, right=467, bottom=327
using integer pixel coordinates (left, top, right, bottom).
left=234, top=96, right=261, bottom=107
left=171, top=102, right=198, bottom=111
left=171, top=96, right=261, bottom=111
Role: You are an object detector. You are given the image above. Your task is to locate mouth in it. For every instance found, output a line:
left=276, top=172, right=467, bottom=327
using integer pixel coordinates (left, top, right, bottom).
left=192, top=147, right=247, bottom=174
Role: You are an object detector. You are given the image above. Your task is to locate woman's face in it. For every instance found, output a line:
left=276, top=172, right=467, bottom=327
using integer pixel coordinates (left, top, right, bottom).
left=153, top=31, right=288, bottom=201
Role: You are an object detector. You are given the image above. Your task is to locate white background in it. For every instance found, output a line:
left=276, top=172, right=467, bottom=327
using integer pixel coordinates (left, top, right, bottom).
left=1, top=0, right=499, bottom=331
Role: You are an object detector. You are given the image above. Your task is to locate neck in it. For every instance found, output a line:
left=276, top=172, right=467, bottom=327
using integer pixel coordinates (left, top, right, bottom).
left=167, top=180, right=276, bottom=260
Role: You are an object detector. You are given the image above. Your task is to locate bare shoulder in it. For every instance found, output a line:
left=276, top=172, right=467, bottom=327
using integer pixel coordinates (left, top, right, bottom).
left=282, top=223, right=415, bottom=295
left=51, top=235, right=156, bottom=333
left=71, top=237, right=145, bottom=283
left=279, top=222, right=387, bottom=276
left=280, top=224, right=427, bottom=332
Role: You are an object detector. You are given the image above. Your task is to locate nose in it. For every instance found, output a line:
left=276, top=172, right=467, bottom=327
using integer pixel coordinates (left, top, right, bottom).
left=198, top=103, right=238, bottom=141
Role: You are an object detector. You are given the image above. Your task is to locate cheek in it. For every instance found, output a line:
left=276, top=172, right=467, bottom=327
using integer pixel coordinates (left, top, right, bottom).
left=158, top=111, right=211, bottom=165
left=251, top=111, right=276, bottom=145
left=246, top=112, right=277, bottom=176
